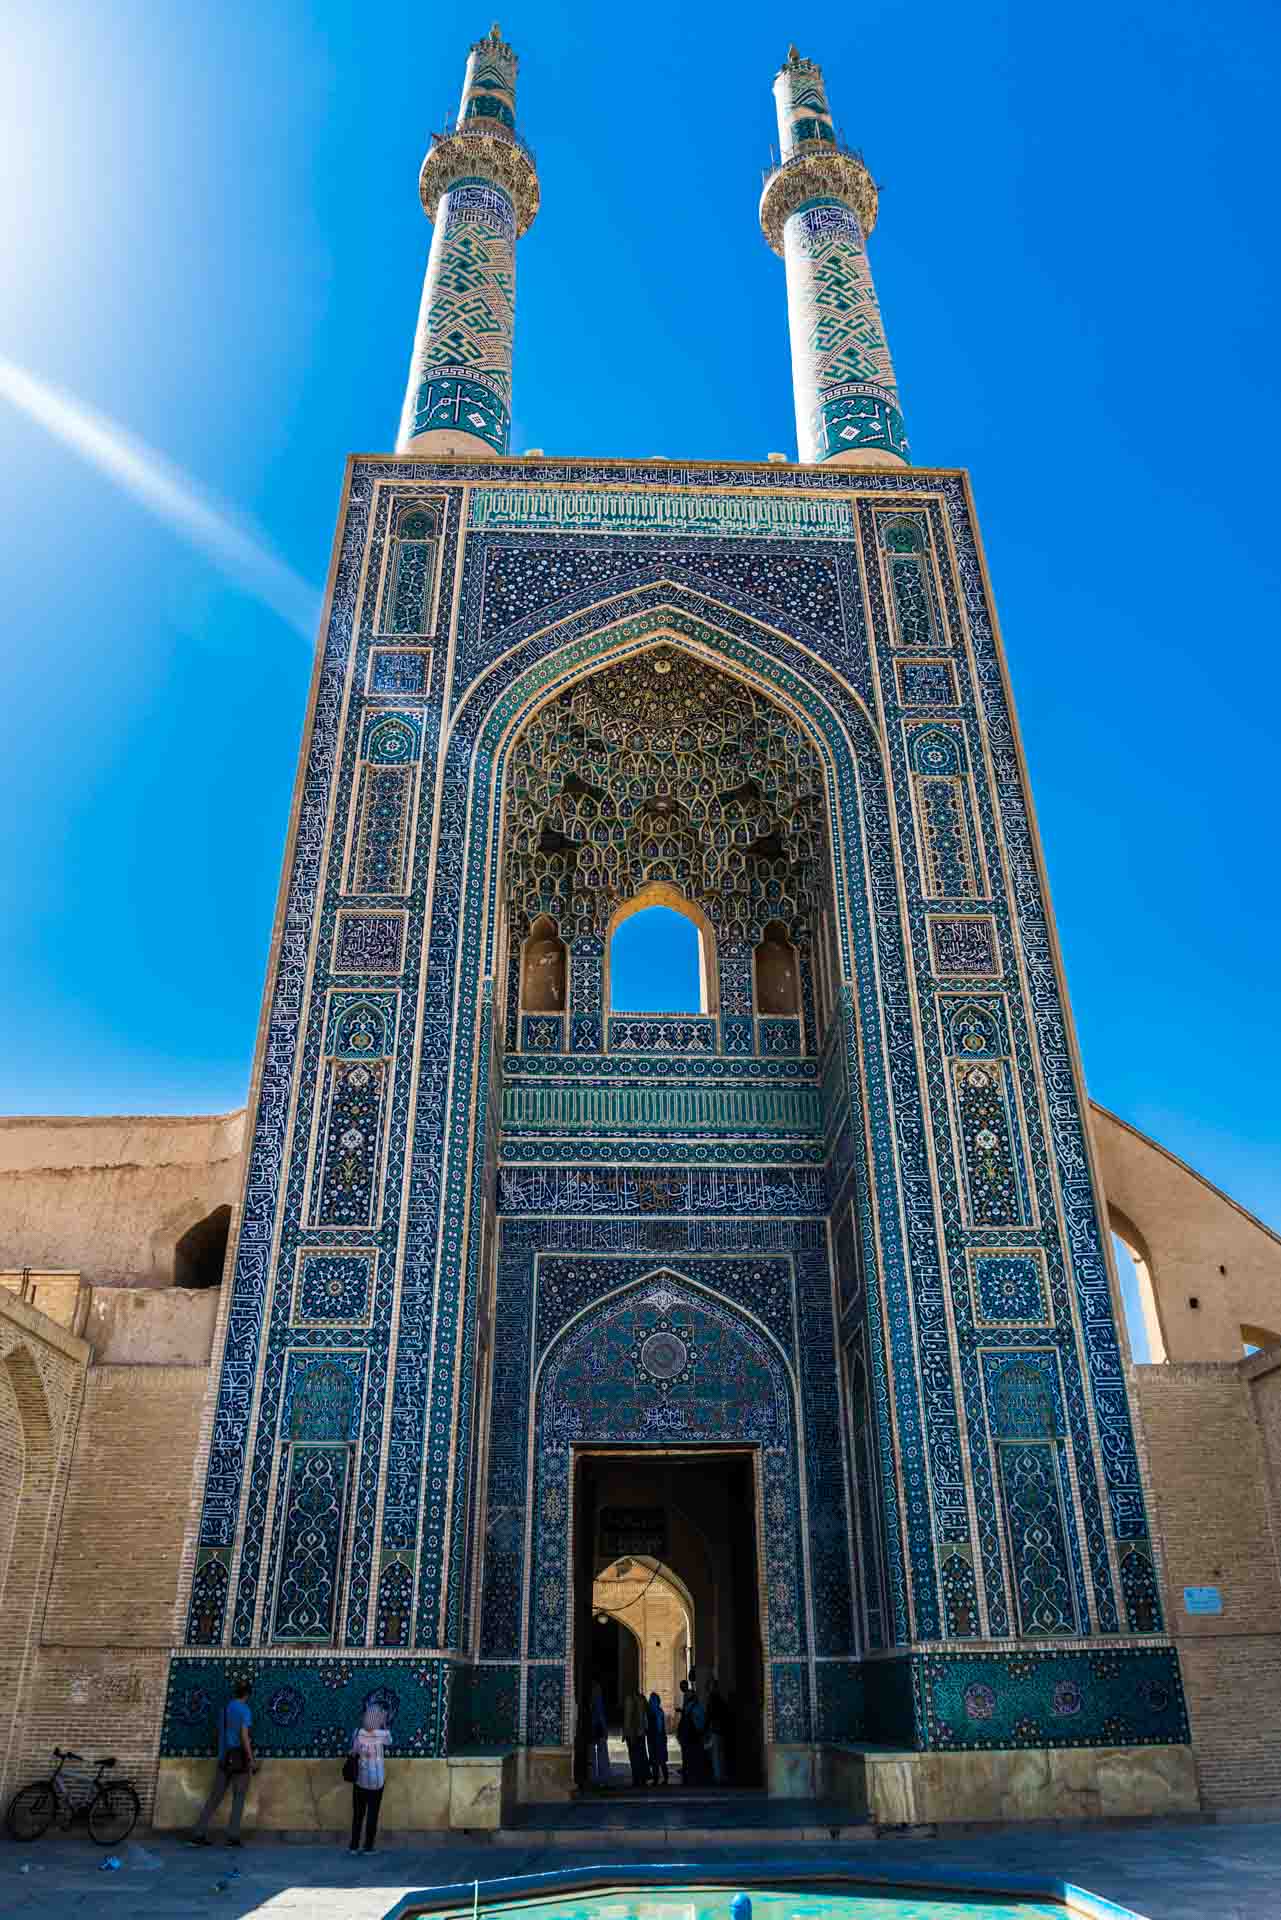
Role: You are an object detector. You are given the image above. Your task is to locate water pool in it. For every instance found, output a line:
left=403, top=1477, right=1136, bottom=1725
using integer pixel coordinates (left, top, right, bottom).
left=467, top=1894, right=1059, bottom=1920
left=400, top=1885, right=1116, bottom=1920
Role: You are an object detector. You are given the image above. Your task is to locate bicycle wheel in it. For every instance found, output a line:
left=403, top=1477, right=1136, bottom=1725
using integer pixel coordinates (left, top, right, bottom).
left=6, top=1782, right=57, bottom=1842
left=88, top=1782, right=139, bottom=1846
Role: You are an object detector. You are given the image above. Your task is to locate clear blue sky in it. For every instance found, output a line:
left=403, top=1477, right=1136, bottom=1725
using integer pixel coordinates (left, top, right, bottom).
left=0, top=0, right=1277, bottom=1263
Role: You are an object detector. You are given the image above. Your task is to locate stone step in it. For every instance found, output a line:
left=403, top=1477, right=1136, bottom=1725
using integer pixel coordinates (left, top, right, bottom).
left=501, top=1798, right=874, bottom=1846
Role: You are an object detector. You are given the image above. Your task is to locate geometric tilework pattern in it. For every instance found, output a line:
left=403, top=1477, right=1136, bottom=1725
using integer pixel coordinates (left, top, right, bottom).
left=408, top=185, right=517, bottom=455
left=783, top=200, right=907, bottom=464
left=175, top=456, right=1176, bottom=1765
left=293, top=1252, right=375, bottom=1328
left=970, top=1250, right=1050, bottom=1328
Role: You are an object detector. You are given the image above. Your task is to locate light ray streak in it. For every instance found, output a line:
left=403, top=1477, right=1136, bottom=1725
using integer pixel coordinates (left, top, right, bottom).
left=0, top=356, right=321, bottom=639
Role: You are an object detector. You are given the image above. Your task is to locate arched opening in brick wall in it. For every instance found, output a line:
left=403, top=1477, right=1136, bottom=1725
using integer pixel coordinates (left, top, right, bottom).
left=174, top=1206, right=231, bottom=1289
left=1110, top=1209, right=1163, bottom=1364
left=0, top=1359, right=21, bottom=1615
left=587, top=1610, right=643, bottom=1730
left=0, top=1341, right=55, bottom=1801
left=592, top=1555, right=694, bottom=1718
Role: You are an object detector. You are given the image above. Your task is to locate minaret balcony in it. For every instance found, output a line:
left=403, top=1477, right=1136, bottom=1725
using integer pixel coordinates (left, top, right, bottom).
left=419, top=124, right=540, bottom=234
left=759, top=141, right=878, bottom=254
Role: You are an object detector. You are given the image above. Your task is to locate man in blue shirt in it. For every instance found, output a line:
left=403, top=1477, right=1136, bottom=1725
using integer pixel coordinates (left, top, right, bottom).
left=189, top=1679, right=257, bottom=1846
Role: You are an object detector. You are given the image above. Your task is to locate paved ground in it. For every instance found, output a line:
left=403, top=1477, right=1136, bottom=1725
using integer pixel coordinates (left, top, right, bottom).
left=2, top=1817, right=1280, bottom=1920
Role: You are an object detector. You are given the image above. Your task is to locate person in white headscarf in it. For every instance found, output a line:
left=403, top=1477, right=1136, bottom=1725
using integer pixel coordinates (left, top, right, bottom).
left=348, top=1704, right=391, bottom=1853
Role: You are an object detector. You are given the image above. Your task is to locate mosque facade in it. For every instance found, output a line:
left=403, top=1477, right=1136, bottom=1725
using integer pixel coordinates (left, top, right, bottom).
left=161, top=29, right=1196, bottom=1819
left=20, top=27, right=1281, bottom=1828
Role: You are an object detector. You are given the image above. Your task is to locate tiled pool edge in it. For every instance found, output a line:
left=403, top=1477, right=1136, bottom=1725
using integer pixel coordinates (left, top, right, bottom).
left=385, top=1860, right=1145, bottom=1920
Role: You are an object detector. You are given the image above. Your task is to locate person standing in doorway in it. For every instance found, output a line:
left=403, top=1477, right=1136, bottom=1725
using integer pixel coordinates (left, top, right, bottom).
left=623, top=1687, right=648, bottom=1787
left=685, top=1684, right=707, bottom=1783
left=646, top=1690, right=669, bottom=1785
left=676, top=1677, right=706, bottom=1785
left=572, top=1692, right=591, bottom=1789
left=348, top=1704, right=391, bottom=1854
left=705, top=1680, right=728, bottom=1784
left=189, top=1679, right=256, bottom=1847
left=589, top=1681, right=610, bottom=1787
left=674, top=1678, right=693, bottom=1783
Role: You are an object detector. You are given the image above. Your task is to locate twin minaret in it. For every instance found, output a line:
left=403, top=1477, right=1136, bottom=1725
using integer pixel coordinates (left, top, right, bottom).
left=397, top=25, right=538, bottom=459
left=396, top=31, right=908, bottom=468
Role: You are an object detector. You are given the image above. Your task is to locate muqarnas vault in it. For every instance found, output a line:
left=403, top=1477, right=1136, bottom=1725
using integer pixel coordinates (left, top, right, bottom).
left=165, top=29, right=1197, bottom=1823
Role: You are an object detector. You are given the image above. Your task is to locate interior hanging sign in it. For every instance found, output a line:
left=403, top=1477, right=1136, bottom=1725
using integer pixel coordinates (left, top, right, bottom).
left=600, top=1506, right=667, bottom=1560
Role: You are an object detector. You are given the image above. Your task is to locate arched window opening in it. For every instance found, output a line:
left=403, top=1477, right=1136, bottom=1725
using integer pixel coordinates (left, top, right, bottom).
left=754, top=920, right=800, bottom=1017
left=1242, top=1325, right=1281, bottom=1358
left=608, top=901, right=707, bottom=1014
left=175, top=1206, right=232, bottom=1289
left=521, top=915, right=567, bottom=1013
left=1111, top=1225, right=1163, bottom=1365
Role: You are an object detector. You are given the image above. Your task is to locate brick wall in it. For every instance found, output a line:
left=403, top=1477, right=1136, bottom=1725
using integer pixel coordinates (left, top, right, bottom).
left=0, top=1296, right=89, bottom=1800
left=43, top=1366, right=205, bottom=1645
left=1136, top=1360, right=1281, bottom=1806
left=16, top=1649, right=172, bottom=1820
left=13, top=1365, right=206, bottom=1817
left=0, top=1290, right=206, bottom=1818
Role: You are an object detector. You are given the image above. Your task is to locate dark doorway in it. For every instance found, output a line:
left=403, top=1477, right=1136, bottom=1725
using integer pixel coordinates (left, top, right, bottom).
left=589, top=1613, right=641, bottom=1726
left=573, top=1448, right=765, bottom=1789
left=174, top=1206, right=232, bottom=1289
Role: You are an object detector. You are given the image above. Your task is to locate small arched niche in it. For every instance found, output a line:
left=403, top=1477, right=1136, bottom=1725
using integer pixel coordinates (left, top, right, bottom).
left=606, top=884, right=713, bottom=1015
left=521, top=915, right=567, bottom=1013
left=175, top=1205, right=232, bottom=1290
left=754, top=920, right=800, bottom=1017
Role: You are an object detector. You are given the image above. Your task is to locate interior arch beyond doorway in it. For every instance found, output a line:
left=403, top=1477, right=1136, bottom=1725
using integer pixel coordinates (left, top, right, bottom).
left=591, top=1555, right=695, bottom=1717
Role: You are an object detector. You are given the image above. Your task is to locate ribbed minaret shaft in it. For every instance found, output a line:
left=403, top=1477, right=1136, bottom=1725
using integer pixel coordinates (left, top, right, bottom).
left=397, top=25, right=539, bottom=457
left=759, top=49, right=908, bottom=468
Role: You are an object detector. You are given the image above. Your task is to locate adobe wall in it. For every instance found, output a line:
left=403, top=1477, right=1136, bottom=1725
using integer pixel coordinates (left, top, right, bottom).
left=1135, top=1354, right=1281, bottom=1807
left=1090, top=1104, right=1281, bottom=1364
left=0, top=1112, right=243, bottom=1288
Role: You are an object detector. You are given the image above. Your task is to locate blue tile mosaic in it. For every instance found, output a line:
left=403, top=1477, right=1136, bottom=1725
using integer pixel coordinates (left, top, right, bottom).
left=173, top=458, right=1178, bottom=1769
left=162, top=1655, right=450, bottom=1758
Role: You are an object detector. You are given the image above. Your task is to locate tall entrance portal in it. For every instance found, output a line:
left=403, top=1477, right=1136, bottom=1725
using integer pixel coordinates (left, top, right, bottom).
left=165, top=29, right=1196, bottom=1825
left=575, top=1451, right=764, bottom=1787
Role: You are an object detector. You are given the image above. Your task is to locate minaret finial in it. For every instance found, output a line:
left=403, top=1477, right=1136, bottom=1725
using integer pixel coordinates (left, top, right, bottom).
left=396, top=31, right=540, bottom=456
left=759, top=50, right=909, bottom=467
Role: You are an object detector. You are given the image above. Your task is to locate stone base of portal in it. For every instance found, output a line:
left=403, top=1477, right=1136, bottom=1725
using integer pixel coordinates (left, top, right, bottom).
left=153, top=1750, right=517, bottom=1833
left=771, top=1739, right=1200, bottom=1824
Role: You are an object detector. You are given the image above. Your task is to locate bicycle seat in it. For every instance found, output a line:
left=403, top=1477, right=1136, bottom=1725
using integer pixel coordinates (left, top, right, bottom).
left=96, top=1756, right=117, bottom=1768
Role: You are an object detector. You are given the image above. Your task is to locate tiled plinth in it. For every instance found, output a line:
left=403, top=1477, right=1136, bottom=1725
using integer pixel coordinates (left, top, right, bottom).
left=514, top=1746, right=574, bottom=1802
left=819, top=1741, right=1200, bottom=1825
left=154, top=1753, right=514, bottom=1832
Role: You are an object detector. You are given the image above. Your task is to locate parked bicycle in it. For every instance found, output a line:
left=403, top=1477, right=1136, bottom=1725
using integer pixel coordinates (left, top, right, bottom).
left=5, top=1748, right=140, bottom=1845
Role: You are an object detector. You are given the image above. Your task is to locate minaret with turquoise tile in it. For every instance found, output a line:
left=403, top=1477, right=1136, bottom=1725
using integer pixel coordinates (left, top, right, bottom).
left=760, top=47, right=908, bottom=468
left=397, top=25, right=539, bottom=457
